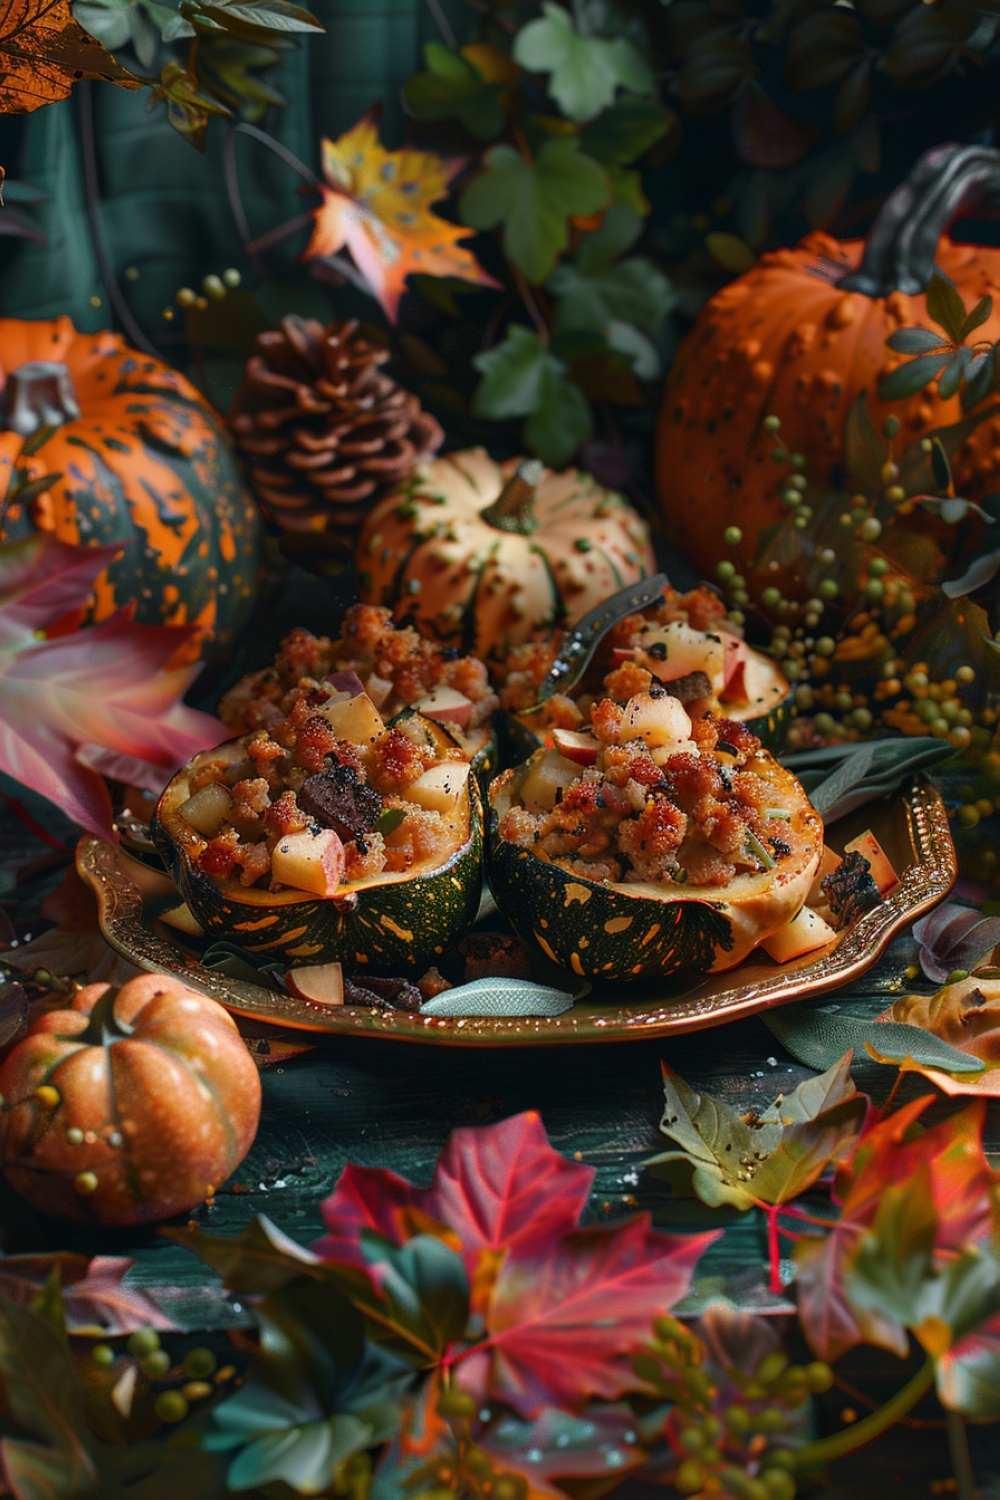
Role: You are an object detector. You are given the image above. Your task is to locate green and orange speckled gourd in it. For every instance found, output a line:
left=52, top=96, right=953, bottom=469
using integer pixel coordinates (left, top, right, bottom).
left=657, top=144, right=1000, bottom=583
left=0, top=317, right=261, bottom=663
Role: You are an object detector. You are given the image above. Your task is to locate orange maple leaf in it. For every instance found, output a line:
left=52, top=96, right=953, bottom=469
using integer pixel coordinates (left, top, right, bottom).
left=302, top=109, right=499, bottom=322
left=0, top=0, right=139, bottom=113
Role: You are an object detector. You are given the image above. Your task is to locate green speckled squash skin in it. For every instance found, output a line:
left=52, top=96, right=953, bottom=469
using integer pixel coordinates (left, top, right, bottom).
left=0, top=317, right=261, bottom=663
left=487, top=812, right=734, bottom=982
left=152, top=735, right=484, bottom=975
left=745, top=690, right=795, bottom=753
left=487, top=747, right=823, bottom=982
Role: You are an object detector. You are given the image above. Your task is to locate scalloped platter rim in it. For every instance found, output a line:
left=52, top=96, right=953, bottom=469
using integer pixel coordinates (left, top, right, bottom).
left=77, top=778, right=956, bottom=1047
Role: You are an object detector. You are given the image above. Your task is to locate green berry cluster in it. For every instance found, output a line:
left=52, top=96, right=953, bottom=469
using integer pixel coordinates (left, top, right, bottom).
left=633, top=1316, right=833, bottom=1499
left=89, top=1329, right=230, bottom=1428
left=408, top=1386, right=527, bottom=1500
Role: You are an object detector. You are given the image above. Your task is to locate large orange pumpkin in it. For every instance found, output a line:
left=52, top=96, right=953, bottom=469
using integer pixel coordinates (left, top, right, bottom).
left=0, top=975, right=261, bottom=1226
left=0, top=318, right=261, bottom=662
left=657, top=144, right=1000, bottom=579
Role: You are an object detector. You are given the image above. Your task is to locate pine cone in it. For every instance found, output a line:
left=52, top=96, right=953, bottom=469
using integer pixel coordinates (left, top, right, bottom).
left=227, top=315, right=444, bottom=538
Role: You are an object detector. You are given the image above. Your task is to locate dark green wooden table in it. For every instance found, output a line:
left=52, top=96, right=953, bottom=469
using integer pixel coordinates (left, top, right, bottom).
left=1, top=567, right=996, bottom=1498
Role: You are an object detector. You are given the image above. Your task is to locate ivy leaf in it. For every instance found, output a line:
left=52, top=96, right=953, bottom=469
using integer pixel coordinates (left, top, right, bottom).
left=926, top=270, right=972, bottom=346
left=471, top=326, right=592, bottom=465
left=513, top=3, right=652, bottom=124
left=548, top=255, right=675, bottom=337
left=577, top=95, right=675, bottom=166
left=460, top=137, right=609, bottom=285
left=305, top=111, right=498, bottom=322
left=573, top=202, right=643, bottom=269
left=403, top=44, right=506, bottom=141
left=939, top=1311, right=1000, bottom=1418
left=316, top=1111, right=595, bottom=1280
left=794, top=1099, right=999, bottom=1363
left=647, top=1055, right=866, bottom=1211
left=457, top=1217, right=717, bottom=1417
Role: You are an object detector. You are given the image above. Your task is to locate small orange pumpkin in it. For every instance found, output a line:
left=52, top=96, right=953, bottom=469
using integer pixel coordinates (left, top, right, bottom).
left=657, top=144, right=1000, bottom=579
left=0, top=317, right=261, bottom=662
left=0, top=974, right=261, bottom=1226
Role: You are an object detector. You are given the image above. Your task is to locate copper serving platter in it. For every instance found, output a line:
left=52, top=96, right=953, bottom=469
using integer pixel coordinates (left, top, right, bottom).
left=77, top=778, right=956, bottom=1047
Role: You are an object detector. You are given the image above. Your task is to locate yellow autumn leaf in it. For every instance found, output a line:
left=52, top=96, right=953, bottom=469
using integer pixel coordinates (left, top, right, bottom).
left=302, top=109, right=498, bottom=322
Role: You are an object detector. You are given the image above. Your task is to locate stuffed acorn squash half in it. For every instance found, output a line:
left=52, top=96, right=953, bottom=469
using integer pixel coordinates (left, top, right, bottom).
left=498, top=580, right=792, bottom=754
left=487, top=693, right=822, bottom=982
left=219, top=605, right=500, bottom=778
left=153, top=691, right=482, bottom=974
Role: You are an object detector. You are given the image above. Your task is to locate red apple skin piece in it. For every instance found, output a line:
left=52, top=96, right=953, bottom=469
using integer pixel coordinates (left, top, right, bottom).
left=415, top=686, right=474, bottom=729
left=271, top=829, right=346, bottom=898
left=551, top=728, right=600, bottom=765
left=326, top=671, right=365, bottom=697
left=286, top=962, right=345, bottom=1006
left=722, top=637, right=749, bottom=698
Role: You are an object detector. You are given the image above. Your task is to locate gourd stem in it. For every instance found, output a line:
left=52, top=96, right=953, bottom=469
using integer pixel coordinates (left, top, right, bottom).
left=841, top=144, right=1000, bottom=298
left=79, top=987, right=133, bottom=1046
left=481, top=460, right=543, bottom=535
left=791, top=1358, right=936, bottom=1471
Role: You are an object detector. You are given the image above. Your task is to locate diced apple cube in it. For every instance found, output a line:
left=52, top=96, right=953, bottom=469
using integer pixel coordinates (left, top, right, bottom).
left=619, top=691, right=693, bottom=749
left=844, top=830, right=900, bottom=895
left=414, top=686, right=474, bottom=729
left=317, top=692, right=386, bottom=747
left=272, top=828, right=346, bottom=897
left=286, top=962, right=344, bottom=1006
left=551, top=727, right=600, bottom=765
left=179, top=782, right=232, bottom=836
left=638, top=622, right=727, bottom=690
left=762, top=906, right=838, bottom=963
left=404, top=762, right=471, bottom=815
left=519, top=750, right=580, bottom=812
left=807, top=845, right=842, bottom=908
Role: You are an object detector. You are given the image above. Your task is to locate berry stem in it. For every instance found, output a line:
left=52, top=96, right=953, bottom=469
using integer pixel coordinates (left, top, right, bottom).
left=791, top=1357, right=936, bottom=1471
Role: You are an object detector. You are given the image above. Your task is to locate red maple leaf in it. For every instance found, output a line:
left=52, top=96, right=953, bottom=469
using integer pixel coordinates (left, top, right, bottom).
left=318, top=1111, right=717, bottom=1417
left=795, top=1098, right=999, bottom=1362
left=315, top=1110, right=595, bottom=1274
left=457, top=1216, right=716, bottom=1417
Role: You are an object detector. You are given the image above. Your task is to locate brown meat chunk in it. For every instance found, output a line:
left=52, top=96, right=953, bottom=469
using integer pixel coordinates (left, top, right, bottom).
left=299, top=764, right=382, bottom=839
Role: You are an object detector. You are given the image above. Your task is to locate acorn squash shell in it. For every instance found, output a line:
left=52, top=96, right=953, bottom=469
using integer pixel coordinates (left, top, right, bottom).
left=486, top=747, right=822, bottom=982
left=152, top=726, right=483, bottom=975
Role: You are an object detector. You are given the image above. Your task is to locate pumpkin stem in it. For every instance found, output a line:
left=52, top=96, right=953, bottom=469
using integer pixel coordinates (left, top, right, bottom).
left=79, top=986, right=134, bottom=1046
left=0, top=361, right=81, bottom=438
left=481, top=460, right=543, bottom=535
left=841, top=143, right=1000, bottom=298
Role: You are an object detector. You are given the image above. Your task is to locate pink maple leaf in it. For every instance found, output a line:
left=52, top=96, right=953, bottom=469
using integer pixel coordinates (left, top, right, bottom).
left=0, top=535, right=226, bottom=839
